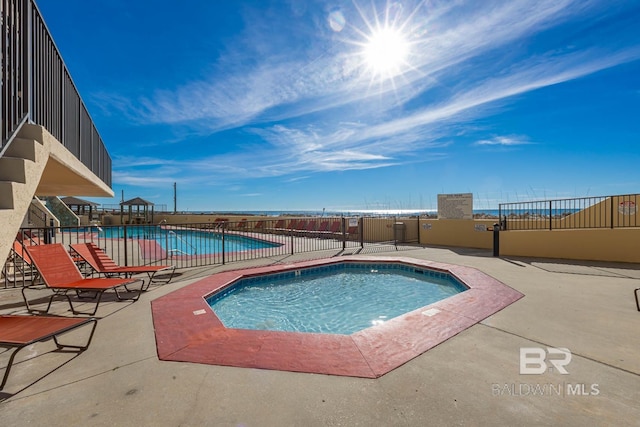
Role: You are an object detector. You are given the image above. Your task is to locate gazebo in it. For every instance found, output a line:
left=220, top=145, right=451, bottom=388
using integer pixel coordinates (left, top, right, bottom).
left=120, top=197, right=155, bottom=224
left=61, top=196, right=99, bottom=221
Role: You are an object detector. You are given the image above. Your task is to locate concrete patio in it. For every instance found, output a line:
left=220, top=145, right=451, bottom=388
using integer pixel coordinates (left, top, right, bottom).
left=1, top=246, right=639, bottom=426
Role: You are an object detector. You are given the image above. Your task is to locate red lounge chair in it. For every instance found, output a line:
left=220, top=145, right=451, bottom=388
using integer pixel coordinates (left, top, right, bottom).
left=266, top=219, right=287, bottom=234
left=313, top=220, right=341, bottom=238
left=2, top=235, right=81, bottom=284
left=0, top=315, right=97, bottom=390
left=212, top=218, right=228, bottom=229
left=346, top=225, right=359, bottom=240
left=23, top=244, right=144, bottom=316
left=70, top=243, right=175, bottom=291
left=297, top=220, right=318, bottom=237
left=291, top=219, right=308, bottom=236
left=317, top=221, right=330, bottom=233
left=328, top=220, right=342, bottom=237
left=1, top=240, right=37, bottom=285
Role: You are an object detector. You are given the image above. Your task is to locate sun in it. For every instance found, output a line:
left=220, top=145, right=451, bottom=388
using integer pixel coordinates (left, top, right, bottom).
left=363, top=27, right=409, bottom=76
left=332, top=1, right=421, bottom=87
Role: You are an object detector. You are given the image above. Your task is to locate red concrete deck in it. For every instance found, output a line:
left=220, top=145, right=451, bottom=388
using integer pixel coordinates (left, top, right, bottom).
left=151, top=256, right=523, bottom=378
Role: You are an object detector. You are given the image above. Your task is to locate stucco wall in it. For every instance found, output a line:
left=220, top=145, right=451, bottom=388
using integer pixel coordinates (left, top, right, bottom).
left=500, top=228, right=640, bottom=263
left=419, top=219, right=496, bottom=249
left=417, top=217, right=640, bottom=263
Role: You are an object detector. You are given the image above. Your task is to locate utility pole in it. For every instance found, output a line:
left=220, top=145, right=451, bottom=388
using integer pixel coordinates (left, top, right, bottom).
left=173, top=182, right=177, bottom=214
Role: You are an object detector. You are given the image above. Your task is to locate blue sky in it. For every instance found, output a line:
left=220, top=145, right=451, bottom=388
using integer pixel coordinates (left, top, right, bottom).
left=37, top=0, right=640, bottom=212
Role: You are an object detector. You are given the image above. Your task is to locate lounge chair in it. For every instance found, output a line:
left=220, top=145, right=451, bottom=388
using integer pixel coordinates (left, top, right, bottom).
left=327, top=220, right=343, bottom=238
left=0, top=315, right=97, bottom=390
left=23, top=244, right=144, bottom=316
left=2, top=235, right=82, bottom=285
left=346, top=225, right=359, bottom=240
left=70, top=243, right=175, bottom=291
left=314, top=220, right=342, bottom=239
left=211, top=218, right=228, bottom=229
left=294, top=220, right=318, bottom=237
left=266, top=219, right=286, bottom=234
left=317, top=220, right=330, bottom=233
left=304, top=220, right=318, bottom=235
left=1, top=240, right=37, bottom=285
left=291, top=219, right=308, bottom=236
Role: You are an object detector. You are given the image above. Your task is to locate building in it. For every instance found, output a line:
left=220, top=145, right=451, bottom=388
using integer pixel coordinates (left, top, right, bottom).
left=0, top=0, right=113, bottom=264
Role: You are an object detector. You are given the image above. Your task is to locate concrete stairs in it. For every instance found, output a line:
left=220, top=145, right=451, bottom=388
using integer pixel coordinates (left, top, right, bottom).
left=44, top=196, right=79, bottom=227
left=0, top=132, right=50, bottom=268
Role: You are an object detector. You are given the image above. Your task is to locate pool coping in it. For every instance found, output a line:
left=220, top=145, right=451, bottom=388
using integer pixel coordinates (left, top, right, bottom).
left=151, top=256, right=524, bottom=378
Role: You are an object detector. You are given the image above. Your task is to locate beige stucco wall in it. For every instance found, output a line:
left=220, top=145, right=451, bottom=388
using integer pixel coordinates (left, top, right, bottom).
left=500, top=228, right=640, bottom=263
left=419, top=219, right=496, bottom=249
left=417, top=217, right=640, bottom=263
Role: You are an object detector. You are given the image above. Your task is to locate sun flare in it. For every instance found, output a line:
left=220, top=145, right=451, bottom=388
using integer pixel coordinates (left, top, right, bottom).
left=338, top=0, right=422, bottom=87
left=363, top=27, right=409, bottom=75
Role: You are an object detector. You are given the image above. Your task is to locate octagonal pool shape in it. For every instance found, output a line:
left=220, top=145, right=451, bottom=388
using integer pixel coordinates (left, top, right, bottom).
left=206, top=263, right=468, bottom=335
left=152, top=257, right=523, bottom=378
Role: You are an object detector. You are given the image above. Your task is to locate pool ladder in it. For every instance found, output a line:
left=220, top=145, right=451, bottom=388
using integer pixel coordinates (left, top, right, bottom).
left=167, top=248, right=191, bottom=257
left=167, top=231, right=197, bottom=255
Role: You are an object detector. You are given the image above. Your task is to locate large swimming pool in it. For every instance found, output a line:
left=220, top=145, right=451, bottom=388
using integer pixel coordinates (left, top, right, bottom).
left=79, top=226, right=280, bottom=256
left=207, top=262, right=467, bottom=334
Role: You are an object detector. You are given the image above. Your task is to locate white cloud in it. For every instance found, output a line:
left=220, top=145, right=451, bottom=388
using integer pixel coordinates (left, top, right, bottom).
left=474, top=136, right=531, bottom=146
left=102, top=0, right=608, bottom=129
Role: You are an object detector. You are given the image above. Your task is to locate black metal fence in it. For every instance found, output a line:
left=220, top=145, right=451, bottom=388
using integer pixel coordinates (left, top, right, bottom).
left=1, top=0, right=111, bottom=186
left=2, top=217, right=422, bottom=288
left=499, top=194, right=640, bottom=231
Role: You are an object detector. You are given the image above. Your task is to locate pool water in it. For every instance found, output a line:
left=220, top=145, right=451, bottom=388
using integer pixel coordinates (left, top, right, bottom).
left=74, top=226, right=280, bottom=255
left=206, top=263, right=468, bottom=335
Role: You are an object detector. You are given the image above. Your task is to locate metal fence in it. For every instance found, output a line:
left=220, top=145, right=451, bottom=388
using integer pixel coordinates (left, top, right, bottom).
left=499, top=194, right=640, bottom=231
left=2, top=216, right=422, bottom=288
left=1, top=0, right=111, bottom=186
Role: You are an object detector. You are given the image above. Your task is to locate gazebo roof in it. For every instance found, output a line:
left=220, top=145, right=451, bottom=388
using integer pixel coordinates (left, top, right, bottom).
left=120, top=197, right=154, bottom=206
left=61, top=196, right=99, bottom=206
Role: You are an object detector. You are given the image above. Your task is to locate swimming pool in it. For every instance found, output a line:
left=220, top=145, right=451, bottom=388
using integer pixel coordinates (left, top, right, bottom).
left=81, top=225, right=281, bottom=255
left=207, top=263, right=467, bottom=334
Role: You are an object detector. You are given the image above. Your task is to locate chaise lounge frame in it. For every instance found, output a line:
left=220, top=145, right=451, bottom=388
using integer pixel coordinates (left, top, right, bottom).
left=0, top=315, right=97, bottom=390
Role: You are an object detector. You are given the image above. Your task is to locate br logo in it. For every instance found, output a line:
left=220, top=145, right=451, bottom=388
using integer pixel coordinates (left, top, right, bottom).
left=519, top=347, right=572, bottom=375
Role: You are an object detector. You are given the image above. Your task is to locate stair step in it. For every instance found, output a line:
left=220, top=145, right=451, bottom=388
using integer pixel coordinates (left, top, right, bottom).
left=0, top=157, right=27, bottom=183
left=0, top=182, right=15, bottom=209
left=3, top=137, right=37, bottom=161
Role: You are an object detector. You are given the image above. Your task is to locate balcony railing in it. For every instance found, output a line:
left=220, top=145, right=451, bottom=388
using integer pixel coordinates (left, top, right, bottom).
left=1, top=0, right=111, bottom=186
left=499, top=194, right=640, bottom=230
